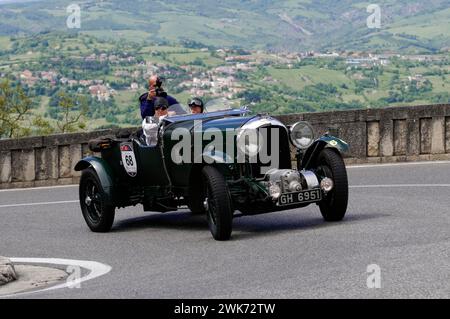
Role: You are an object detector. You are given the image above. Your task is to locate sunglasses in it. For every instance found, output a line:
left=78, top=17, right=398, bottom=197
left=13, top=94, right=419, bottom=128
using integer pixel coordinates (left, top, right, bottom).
left=155, top=106, right=168, bottom=111
left=189, top=103, right=202, bottom=108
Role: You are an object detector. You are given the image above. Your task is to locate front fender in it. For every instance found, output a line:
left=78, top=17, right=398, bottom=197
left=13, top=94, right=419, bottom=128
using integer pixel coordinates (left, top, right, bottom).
left=190, top=150, right=234, bottom=181
left=301, top=135, right=349, bottom=169
left=74, top=156, right=115, bottom=200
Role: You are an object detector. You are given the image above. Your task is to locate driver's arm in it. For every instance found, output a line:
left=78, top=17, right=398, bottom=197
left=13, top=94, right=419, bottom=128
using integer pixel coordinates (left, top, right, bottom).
left=139, top=93, right=155, bottom=119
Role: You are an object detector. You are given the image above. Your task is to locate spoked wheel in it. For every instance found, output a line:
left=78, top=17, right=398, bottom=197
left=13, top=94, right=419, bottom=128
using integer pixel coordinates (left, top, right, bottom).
left=202, top=166, right=233, bottom=241
left=79, top=168, right=115, bottom=232
left=316, top=148, right=348, bottom=222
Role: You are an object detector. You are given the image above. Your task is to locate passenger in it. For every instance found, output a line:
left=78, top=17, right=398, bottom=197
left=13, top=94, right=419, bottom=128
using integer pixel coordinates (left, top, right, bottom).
left=154, top=97, right=170, bottom=119
left=188, top=97, right=204, bottom=114
left=142, top=97, right=170, bottom=146
left=139, top=75, right=179, bottom=119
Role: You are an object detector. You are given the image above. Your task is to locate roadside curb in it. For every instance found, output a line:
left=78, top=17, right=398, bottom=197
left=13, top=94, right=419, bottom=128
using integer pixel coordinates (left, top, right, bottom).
left=0, top=258, right=111, bottom=298
left=0, top=257, right=17, bottom=286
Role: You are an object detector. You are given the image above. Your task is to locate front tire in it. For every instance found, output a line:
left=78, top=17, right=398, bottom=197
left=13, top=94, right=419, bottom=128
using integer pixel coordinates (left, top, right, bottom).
left=202, top=166, right=233, bottom=241
left=317, top=149, right=348, bottom=222
left=79, top=167, right=115, bottom=232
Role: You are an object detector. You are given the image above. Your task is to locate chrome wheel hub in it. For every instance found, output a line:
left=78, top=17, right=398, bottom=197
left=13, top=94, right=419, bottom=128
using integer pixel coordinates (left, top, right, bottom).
left=85, top=196, right=92, bottom=206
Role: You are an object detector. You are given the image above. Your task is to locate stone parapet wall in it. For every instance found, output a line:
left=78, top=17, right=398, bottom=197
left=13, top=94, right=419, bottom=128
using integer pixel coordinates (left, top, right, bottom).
left=1, top=104, right=450, bottom=189
left=0, top=128, right=135, bottom=189
left=276, top=104, right=450, bottom=164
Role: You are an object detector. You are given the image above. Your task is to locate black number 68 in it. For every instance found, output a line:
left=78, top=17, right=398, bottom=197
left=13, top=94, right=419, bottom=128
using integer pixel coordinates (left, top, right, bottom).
left=125, top=155, right=134, bottom=166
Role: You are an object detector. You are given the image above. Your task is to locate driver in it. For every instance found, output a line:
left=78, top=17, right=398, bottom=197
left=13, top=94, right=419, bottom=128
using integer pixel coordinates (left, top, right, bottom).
left=139, top=75, right=179, bottom=119
left=142, top=97, right=171, bottom=146
left=188, top=97, right=204, bottom=114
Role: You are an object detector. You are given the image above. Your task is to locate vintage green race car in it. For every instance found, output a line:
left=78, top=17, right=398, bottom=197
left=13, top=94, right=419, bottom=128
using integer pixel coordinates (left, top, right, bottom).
left=75, top=103, right=349, bottom=240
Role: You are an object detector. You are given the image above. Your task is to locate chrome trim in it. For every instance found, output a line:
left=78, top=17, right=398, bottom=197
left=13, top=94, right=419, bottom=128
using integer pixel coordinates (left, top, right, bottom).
left=289, top=121, right=315, bottom=149
left=236, top=116, right=289, bottom=156
left=239, top=115, right=288, bottom=131
left=300, top=170, right=320, bottom=189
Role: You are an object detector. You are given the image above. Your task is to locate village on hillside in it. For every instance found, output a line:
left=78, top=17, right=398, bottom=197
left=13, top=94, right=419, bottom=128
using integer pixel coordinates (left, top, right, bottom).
left=9, top=48, right=448, bottom=101
left=0, top=34, right=449, bottom=132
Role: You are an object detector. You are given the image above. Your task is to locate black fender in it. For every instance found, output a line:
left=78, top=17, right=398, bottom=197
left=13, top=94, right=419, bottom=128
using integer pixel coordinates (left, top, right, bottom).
left=188, top=151, right=234, bottom=192
left=74, top=156, right=115, bottom=202
left=194, top=150, right=234, bottom=166
left=301, top=135, right=349, bottom=169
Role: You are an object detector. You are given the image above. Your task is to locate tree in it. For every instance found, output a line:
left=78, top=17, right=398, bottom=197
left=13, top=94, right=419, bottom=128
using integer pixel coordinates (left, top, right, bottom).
left=191, top=57, right=205, bottom=66
left=0, top=80, right=32, bottom=138
left=32, top=115, right=55, bottom=136
left=55, top=91, right=88, bottom=133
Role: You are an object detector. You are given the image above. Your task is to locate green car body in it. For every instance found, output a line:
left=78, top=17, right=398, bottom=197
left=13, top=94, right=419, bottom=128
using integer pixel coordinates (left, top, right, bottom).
left=75, top=108, right=350, bottom=240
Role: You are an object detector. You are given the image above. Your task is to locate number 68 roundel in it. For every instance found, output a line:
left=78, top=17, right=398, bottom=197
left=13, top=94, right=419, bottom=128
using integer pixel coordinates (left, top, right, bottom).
left=120, top=143, right=137, bottom=177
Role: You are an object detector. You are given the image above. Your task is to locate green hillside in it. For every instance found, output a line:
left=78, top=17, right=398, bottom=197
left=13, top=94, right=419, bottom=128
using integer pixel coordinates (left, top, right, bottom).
left=0, top=31, right=448, bottom=138
left=0, top=0, right=449, bottom=53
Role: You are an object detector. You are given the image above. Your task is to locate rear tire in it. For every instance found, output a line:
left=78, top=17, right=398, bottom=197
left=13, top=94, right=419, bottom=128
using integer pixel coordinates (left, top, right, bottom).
left=317, top=149, right=348, bottom=222
left=202, top=166, right=233, bottom=241
left=79, top=168, right=115, bottom=232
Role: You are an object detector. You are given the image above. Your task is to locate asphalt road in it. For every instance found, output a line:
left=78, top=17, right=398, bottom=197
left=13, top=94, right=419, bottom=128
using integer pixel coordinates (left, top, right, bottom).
left=1, top=161, right=449, bottom=299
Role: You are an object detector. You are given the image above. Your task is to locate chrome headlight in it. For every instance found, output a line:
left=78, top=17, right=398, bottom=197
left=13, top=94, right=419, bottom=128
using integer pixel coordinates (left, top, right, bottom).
left=236, top=129, right=262, bottom=157
left=320, top=177, right=334, bottom=193
left=290, top=121, right=315, bottom=149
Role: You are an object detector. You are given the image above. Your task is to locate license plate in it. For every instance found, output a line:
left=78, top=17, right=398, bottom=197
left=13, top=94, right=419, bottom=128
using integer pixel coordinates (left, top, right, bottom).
left=277, top=189, right=322, bottom=206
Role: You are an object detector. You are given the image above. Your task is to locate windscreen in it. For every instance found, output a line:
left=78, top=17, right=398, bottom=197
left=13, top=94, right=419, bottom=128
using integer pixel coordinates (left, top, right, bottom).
left=204, top=98, right=233, bottom=113
left=168, top=103, right=188, bottom=116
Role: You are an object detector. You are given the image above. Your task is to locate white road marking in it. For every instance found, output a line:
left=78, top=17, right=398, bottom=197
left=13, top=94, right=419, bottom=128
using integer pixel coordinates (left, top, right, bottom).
left=0, top=184, right=77, bottom=193
left=0, top=161, right=448, bottom=193
left=0, top=200, right=78, bottom=209
left=348, top=160, right=450, bottom=169
left=0, top=258, right=112, bottom=298
left=351, top=184, right=450, bottom=188
left=1, top=184, right=450, bottom=209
